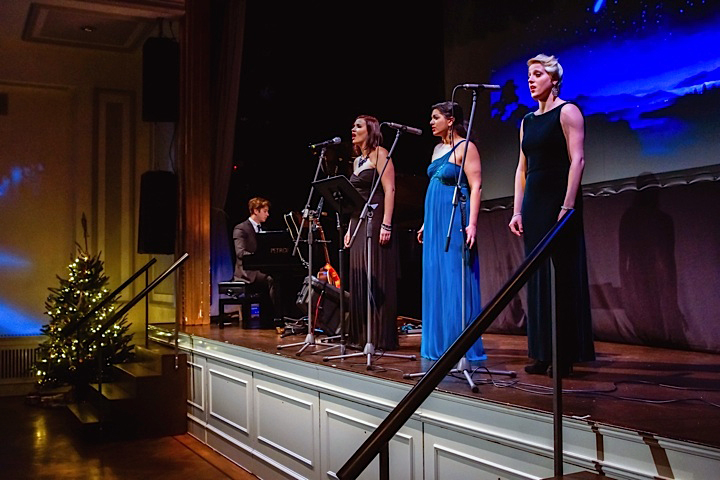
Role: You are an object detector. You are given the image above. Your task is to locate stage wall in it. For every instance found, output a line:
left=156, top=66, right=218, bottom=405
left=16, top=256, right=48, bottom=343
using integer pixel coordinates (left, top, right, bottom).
left=479, top=175, right=720, bottom=353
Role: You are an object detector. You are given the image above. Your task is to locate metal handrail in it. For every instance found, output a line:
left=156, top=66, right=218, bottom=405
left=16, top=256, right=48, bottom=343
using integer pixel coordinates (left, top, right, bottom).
left=61, top=258, right=157, bottom=337
left=336, top=211, right=576, bottom=480
left=86, top=253, right=189, bottom=346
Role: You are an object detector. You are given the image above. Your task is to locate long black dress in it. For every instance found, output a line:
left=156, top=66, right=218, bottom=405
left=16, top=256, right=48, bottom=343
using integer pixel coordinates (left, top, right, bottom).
left=347, top=167, right=399, bottom=351
left=521, top=102, right=595, bottom=364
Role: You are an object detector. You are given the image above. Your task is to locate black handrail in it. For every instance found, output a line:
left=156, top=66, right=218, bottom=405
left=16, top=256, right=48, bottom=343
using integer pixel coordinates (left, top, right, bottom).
left=336, top=211, right=576, bottom=480
left=62, top=258, right=157, bottom=337
left=86, top=253, right=189, bottom=346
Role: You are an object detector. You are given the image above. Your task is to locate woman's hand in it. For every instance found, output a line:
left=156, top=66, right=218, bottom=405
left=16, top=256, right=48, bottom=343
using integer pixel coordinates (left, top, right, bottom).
left=465, top=224, right=477, bottom=249
left=509, top=213, right=523, bottom=237
left=417, top=225, right=424, bottom=244
left=344, top=231, right=351, bottom=248
left=379, top=227, right=391, bottom=245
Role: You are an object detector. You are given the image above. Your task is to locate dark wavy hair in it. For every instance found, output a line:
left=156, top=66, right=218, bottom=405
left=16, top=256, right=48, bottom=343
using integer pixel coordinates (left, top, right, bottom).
left=431, top=101, right=467, bottom=138
left=353, top=115, right=383, bottom=156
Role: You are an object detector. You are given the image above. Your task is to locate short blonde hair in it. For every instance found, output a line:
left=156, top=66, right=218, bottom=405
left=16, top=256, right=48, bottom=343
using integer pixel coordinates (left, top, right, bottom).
left=527, top=54, right=563, bottom=92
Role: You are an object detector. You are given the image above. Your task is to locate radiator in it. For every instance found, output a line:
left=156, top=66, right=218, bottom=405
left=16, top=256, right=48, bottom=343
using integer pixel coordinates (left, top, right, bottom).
left=0, top=336, right=42, bottom=384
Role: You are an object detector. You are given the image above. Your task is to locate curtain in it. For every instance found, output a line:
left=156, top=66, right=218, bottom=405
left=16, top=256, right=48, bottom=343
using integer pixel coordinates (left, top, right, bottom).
left=209, top=0, right=247, bottom=316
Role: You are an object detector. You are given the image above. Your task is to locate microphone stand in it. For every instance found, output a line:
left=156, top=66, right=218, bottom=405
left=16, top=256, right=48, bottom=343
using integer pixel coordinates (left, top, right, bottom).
left=278, top=146, right=338, bottom=356
left=324, top=128, right=416, bottom=369
left=405, top=87, right=515, bottom=390
left=312, top=211, right=347, bottom=356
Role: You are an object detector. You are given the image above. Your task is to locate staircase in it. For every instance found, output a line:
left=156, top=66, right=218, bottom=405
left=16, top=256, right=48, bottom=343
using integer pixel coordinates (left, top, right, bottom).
left=67, top=344, right=187, bottom=438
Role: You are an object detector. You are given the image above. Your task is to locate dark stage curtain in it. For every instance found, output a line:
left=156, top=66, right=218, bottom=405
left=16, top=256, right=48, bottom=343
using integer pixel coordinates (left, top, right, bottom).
left=478, top=178, right=720, bottom=353
left=209, top=0, right=247, bottom=316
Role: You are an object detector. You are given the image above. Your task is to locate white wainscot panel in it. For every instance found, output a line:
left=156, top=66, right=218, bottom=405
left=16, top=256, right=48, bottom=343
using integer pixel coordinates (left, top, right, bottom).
left=186, top=354, right=207, bottom=442
left=598, top=426, right=720, bottom=480
left=424, top=423, right=556, bottom=480
left=208, top=359, right=253, bottom=443
left=187, top=356, right=206, bottom=417
left=254, top=373, right=321, bottom=479
left=320, top=394, right=423, bottom=480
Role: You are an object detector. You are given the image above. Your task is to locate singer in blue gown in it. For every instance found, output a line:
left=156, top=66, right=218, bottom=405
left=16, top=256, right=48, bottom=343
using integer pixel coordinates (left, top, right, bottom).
left=419, top=102, right=486, bottom=361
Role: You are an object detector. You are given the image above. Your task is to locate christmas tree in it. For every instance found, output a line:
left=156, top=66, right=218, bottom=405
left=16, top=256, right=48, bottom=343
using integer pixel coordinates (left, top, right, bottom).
left=32, top=236, right=134, bottom=390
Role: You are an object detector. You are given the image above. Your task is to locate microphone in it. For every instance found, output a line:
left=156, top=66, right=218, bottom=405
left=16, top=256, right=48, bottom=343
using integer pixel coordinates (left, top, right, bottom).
left=308, top=136, right=341, bottom=149
left=384, top=122, right=423, bottom=136
left=459, top=83, right=502, bottom=90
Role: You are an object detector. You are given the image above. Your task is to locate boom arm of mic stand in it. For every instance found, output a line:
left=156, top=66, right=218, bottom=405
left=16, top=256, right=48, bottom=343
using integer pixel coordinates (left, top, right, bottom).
left=444, top=88, right=478, bottom=252
left=348, top=129, right=402, bottom=248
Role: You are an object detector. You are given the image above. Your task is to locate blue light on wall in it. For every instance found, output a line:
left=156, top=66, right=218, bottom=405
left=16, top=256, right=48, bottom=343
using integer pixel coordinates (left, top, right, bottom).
left=0, top=302, right=43, bottom=336
left=593, top=0, right=605, bottom=14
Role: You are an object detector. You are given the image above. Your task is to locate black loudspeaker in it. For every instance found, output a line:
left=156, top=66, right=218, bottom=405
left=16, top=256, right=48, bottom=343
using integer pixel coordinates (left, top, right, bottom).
left=142, top=37, right=179, bottom=122
left=296, top=276, right=349, bottom=334
left=138, top=171, right=177, bottom=254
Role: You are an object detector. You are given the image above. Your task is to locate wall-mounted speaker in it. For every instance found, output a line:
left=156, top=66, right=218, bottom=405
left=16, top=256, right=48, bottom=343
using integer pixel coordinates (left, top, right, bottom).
left=142, top=37, right=179, bottom=122
left=138, top=170, right=177, bottom=254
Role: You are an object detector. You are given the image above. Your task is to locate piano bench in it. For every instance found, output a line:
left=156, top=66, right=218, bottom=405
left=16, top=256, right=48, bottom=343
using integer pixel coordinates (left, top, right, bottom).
left=218, top=282, right=266, bottom=329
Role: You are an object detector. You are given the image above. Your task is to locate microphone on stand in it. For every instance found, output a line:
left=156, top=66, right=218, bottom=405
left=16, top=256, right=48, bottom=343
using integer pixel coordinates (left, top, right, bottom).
left=384, top=122, right=423, bottom=136
left=458, top=83, right=502, bottom=90
left=309, top=136, right=342, bottom=149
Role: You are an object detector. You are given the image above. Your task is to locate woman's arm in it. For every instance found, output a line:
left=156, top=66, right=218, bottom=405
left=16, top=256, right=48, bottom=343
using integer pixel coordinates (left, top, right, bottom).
left=462, top=141, right=482, bottom=249
left=376, top=147, right=395, bottom=245
left=509, top=119, right=527, bottom=236
left=559, top=104, right=585, bottom=219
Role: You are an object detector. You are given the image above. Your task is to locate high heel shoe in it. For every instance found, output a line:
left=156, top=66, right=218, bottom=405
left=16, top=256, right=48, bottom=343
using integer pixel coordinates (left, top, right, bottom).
left=524, top=360, right=550, bottom=375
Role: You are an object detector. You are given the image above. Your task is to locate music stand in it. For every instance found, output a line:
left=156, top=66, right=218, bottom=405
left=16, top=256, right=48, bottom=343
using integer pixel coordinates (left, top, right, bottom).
left=278, top=147, right=337, bottom=355
left=309, top=175, right=365, bottom=356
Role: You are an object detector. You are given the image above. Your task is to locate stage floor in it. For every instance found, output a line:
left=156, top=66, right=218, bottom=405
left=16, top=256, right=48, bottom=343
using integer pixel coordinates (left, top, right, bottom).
left=177, top=323, right=720, bottom=450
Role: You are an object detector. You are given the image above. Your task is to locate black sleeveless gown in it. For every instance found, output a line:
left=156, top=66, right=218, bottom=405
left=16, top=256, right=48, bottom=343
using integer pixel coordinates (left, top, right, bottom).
left=347, top=168, right=399, bottom=351
left=521, top=102, right=595, bottom=364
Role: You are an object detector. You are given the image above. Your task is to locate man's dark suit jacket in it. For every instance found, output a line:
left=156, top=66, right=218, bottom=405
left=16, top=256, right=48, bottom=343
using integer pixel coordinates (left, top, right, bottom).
left=233, top=219, right=258, bottom=282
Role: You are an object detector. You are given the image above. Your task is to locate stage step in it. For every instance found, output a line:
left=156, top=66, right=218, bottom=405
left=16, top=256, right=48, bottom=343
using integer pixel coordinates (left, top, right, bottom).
left=89, top=382, right=133, bottom=401
left=66, top=343, right=187, bottom=438
left=67, top=401, right=101, bottom=425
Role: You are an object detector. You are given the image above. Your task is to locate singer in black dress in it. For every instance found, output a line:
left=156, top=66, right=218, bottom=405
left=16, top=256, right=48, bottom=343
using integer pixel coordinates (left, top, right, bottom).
left=509, top=54, right=595, bottom=376
left=345, top=115, right=398, bottom=351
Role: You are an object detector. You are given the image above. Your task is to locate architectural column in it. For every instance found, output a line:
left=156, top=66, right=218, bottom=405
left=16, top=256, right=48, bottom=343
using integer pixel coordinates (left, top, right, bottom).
left=177, top=0, right=211, bottom=325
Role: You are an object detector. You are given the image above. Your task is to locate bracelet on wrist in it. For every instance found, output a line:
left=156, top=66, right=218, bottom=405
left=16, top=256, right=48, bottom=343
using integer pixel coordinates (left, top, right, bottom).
left=560, top=205, right=573, bottom=211
left=381, top=223, right=392, bottom=231
left=512, top=213, right=522, bottom=218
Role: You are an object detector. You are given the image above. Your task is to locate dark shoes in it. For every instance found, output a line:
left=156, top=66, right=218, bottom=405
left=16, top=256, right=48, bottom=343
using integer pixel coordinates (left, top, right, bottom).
left=524, top=360, right=550, bottom=375
left=524, top=360, right=573, bottom=378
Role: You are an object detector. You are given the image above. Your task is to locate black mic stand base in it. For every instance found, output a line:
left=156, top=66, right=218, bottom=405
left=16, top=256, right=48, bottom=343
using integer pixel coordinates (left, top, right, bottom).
left=404, top=356, right=516, bottom=392
left=323, top=342, right=416, bottom=371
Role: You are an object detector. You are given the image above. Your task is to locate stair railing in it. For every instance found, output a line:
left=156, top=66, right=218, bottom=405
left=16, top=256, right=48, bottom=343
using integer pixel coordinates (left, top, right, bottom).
left=336, top=211, right=576, bottom=480
left=61, top=258, right=157, bottom=338
left=84, top=253, right=189, bottom=394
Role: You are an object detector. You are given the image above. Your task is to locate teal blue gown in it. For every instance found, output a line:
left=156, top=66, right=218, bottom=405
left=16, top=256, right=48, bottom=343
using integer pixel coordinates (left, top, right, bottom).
left=421, top=141, right=486, bottom=361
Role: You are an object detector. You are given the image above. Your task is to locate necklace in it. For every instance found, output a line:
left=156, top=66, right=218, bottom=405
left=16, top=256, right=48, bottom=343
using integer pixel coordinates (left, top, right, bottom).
left=357, top=154, right=370, bottom=168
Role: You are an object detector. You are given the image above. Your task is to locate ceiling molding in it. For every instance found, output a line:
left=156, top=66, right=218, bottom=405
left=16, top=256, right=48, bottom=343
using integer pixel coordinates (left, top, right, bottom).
left=21, top=1, right=184, bottom=52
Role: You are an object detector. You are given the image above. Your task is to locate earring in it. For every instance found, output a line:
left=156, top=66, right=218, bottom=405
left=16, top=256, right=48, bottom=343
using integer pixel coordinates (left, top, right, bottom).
left=552, top=84, right=559, bottom=96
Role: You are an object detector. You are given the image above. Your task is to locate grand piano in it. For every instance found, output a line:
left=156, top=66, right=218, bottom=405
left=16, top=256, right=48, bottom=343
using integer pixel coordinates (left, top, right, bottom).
left=242, top=229, right=308, bottom=326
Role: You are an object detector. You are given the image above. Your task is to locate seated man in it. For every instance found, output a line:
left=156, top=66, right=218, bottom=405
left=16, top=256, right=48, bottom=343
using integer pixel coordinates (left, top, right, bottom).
left=233, top=197, right=281, bottom=326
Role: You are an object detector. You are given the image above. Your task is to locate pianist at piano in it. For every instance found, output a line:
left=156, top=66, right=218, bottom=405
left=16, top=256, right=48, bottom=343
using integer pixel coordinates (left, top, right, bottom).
left=232, top=197, right=282, bottom=323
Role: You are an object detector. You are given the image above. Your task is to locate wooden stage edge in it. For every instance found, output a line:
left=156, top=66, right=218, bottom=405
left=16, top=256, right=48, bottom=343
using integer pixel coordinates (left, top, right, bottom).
left=164, top=322, right=720, bottom=450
